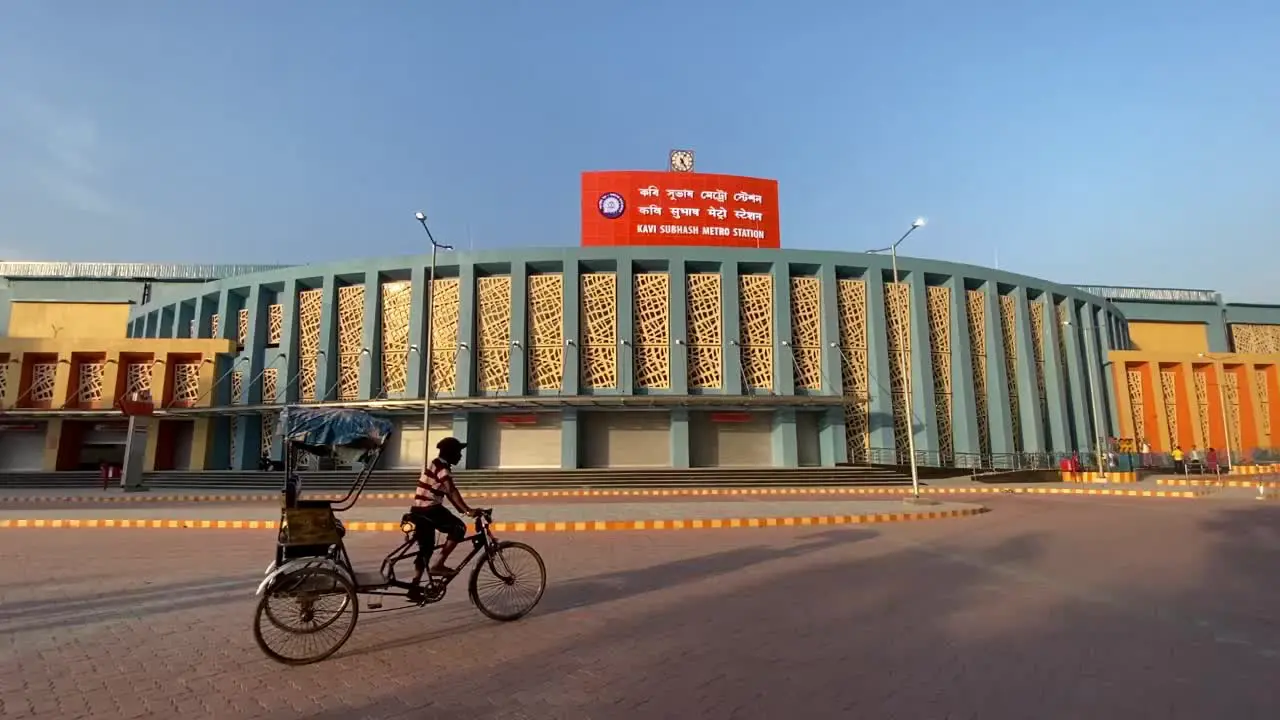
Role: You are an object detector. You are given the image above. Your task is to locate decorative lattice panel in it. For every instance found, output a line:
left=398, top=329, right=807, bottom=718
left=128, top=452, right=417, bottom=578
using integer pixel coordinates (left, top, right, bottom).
left=261, top=411, right=278, bottom=458
left=76, top=362, right=106, bottom=403
left=967, top=291, right=991, bottom=457
left=0, top=362, right=8, bottom=401
left=1230, top=324, right=1280, bottom=355
left=999, top=295, right=1022, bottom=452
left=237, top=309, right=249, bottom=347
left=789, top=277, right=822, bottom=391
left=231, top=370, right=244, bottom=405
left=633, top=273, right=671, bottom=389
left=1160, top=369, right=1178, bottom=448
left=228, top=416, right=238, bottom=469
left=1225, top=372, right=1241, bottom=450
left=476, top=276, right=512, bottom=392
left=1029, top=299, right=1050, bottom=449
left=380, top=281, right=412, bottom=397
left=1126, top=369, right=1145, bottom=442
left=297, top=289, right=323, bottom=402
left=686, top=273, right=723, bottom=389
left=528, top=274, right=565, bottom=390
left=738, top=274, right=774, bottom=391
left=581, top=273, right=619, bottom=389
left=29, top=363, right=57, bottom=403
left=1257, top=368, right=1271, bottom=438
left=210, top=313, right=220, bottom=339
left=428, top=277, right=461, bottom=394
left=268, top=304, right=283, bottom=345
left=1193, top=371, right=1211, bottom=446
left=263, top=368, right=278, bottom=404
left=927, top=286, right=953, bottom=464
left=188, top=319, right=196, bottom=339
left=173, top=363, right=200, bottom=405
left=884, top=282, right=912, bottom=460
left=125, top=363, right=153, bottom=401
left=336, top=284, right=365, bottom=401
left=837, top=280, right=869, bottom=462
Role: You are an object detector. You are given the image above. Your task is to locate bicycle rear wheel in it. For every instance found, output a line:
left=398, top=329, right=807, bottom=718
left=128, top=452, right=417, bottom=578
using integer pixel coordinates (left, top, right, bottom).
left=468, top=541, right=546, bottom=622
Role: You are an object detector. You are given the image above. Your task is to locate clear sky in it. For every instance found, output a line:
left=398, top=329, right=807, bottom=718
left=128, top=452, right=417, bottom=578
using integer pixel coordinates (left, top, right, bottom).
left=1, top=1, right=1277, bottom=300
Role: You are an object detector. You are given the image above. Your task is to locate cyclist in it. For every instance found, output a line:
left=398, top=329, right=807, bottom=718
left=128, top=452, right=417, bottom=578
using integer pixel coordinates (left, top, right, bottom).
left=408, top=437, right=477, bottom=596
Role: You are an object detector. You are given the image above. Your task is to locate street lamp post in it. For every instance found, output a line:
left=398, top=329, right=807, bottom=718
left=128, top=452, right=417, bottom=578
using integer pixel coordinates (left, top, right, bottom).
left=415, top=212, right=454, bottom=458
left=866, top=217, right=926, bottom=500
left=1063, top=318, right=1107, bottom=479
left=1198, top=353, right=1234, bottom=469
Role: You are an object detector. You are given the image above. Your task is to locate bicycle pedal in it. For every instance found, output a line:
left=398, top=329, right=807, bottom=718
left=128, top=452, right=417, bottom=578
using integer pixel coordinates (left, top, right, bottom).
left=368, top=599, right=383, bottom=610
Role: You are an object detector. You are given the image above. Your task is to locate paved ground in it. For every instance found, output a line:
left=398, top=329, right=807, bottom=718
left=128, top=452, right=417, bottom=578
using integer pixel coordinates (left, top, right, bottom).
left=2, top=495, right=1279, bottom=719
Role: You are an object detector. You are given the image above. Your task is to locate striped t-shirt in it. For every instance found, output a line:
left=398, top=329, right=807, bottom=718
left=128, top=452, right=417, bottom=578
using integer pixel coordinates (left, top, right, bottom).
left=412, top=458, right=453, bottom=509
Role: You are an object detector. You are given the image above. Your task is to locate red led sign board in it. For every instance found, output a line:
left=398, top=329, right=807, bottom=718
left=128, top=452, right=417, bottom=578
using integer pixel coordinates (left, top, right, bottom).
left=581, top=170, right=781, bottom=249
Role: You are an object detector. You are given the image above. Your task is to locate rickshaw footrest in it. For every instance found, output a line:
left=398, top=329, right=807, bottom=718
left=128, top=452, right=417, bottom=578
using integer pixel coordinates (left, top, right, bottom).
left=353, top=570, right=389, bottom=588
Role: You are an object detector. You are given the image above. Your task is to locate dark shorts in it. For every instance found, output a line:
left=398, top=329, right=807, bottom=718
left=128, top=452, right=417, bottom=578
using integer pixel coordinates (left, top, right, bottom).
left=410, top=504, right=468, bottom=544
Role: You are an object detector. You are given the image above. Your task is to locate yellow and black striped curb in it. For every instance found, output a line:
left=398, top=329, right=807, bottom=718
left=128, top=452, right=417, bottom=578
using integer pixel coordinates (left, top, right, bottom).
left=1157, top=477, right=1280, bottom=488
left=0, top=507, right=990, bottom=532
left=0, top=485, right=1210, bottom=504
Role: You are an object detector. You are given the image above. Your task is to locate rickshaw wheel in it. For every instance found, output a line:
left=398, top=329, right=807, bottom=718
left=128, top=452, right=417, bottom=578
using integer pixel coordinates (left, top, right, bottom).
left=254, top=566, right=359, bottom=665
left=469, top=541, right=547, bottom=622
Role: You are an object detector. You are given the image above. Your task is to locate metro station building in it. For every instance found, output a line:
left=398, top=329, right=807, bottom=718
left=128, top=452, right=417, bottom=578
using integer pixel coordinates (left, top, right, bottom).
left=2, top=167, right=1280, bottom=472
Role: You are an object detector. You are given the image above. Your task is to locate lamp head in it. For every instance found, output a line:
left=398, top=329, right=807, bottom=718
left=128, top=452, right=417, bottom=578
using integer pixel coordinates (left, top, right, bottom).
left=415, top=211, right=426, bottom=221
left=912, top=217, right=926, bottom=228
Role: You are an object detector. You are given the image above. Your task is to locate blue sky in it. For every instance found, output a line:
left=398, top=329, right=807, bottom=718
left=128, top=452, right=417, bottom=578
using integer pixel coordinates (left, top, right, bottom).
left=1, top=1, right=1277, bottom=300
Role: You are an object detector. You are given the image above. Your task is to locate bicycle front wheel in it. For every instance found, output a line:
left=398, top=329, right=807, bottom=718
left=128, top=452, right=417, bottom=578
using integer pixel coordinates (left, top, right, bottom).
left=468, top=541, right=546, bottom=622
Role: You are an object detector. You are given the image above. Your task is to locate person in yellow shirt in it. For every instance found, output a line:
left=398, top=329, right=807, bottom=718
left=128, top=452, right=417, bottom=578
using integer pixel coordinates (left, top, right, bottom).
left=1172, top=445, right=1185, bottom=474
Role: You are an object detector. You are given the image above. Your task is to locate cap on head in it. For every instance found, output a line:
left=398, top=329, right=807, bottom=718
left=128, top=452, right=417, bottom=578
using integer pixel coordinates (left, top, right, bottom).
left=436, top=436, right=467, bottom=453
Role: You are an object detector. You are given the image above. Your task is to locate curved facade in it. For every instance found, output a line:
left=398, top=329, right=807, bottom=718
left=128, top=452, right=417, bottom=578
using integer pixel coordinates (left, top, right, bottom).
left=124, top=247, right=1130, bottom=471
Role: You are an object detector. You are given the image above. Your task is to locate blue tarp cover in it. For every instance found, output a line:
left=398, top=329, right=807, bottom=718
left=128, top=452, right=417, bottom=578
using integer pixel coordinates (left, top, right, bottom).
left=278, top=407, right=394, bottom=450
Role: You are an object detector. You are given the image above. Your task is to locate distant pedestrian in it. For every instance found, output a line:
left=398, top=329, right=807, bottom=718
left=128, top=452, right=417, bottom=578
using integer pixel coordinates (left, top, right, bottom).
left=1171, top=445, right=1185, bottom=474
left=1206, top=447, right=1220, bottom=475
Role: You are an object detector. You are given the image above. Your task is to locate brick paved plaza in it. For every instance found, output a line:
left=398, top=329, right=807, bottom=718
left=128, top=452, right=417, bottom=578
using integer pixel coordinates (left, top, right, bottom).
left=2, top=495, right=1279, bottom=719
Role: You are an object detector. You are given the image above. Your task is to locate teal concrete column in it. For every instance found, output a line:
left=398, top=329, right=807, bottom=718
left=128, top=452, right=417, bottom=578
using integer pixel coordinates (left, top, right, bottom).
left=0, top=286, right=10, bottom=336
left=721, top=264, right=742, bottom=395
left=1042, top=296, right=1071, bottom=452
left=215, top=289, right=239, bottom=344
left=617, top=268, right=635, bottom=394
left=315, top=276, right=340, bottom=401
left=771, top=408, right=798, bottom=467
left=907, top=276, right=938, bottom=456
left=562, top=264, right=581, bottom=395
left=947, top=277, right=979, bottom=460
left=1094, top=306, right=1121, bottom=438
left=177, top=303, right=194, bottom=339
left=159, top=306, right=175, bottom=338
left=359, top=274, right=381, bottom=399
left=771, top=264, right=795, bottom=395
left=1013, top=287, right=1046, bottom=454
left=668, top=268, right=688, bottom=394
left=818, top=265, right=842, bottom=395
left=405, top=265, right=428, bottom=400
left=144, top=312, right=157, bottom=338
left=509, top=264, right=528, bottom=395
left=208, top=354, right=235, bottom=470
left=275, top=281, right=299, bottom=404
left=1063, top=302, right=1090, bottom=452
left=194, top=295, right=214, bottom=339
left=818, top=406, right=847, bottom=466
left=451, top=412, right=472, bottom=470
left=670, top=407, right=690, bottom=468
left=865, top=270, right=895, bottom=451
left=560, top=408, right=580, bottom=469
left=455, top=266, right=477, bottom=396
left=983, top=289, right=1015, bottom=461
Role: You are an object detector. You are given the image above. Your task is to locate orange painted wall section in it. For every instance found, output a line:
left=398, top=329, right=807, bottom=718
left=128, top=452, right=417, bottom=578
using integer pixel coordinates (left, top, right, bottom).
left=1232, top=365, right=1260, bottom=450
left=1138, top=364, right=1162, bottom=449
left=7, top=302, right=132, bottom=339
left=1127, top=322, right=1210, bottom=353
left=1267, top=366, right=1280, bottom=447
left=1171, top=365, right=1195, bottom=450
left=581, top=171, right=781, bottom=248
left=1201, top=366, right=1227, bottom=450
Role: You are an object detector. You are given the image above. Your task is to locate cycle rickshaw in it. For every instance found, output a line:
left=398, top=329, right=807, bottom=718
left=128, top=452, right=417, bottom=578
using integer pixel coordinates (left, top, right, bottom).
left=253, top=406, right=547, bottom=665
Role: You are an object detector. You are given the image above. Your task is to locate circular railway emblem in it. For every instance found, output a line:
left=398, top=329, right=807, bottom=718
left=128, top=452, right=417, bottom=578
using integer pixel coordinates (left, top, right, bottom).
left=597, top=192, right=625, bottom=219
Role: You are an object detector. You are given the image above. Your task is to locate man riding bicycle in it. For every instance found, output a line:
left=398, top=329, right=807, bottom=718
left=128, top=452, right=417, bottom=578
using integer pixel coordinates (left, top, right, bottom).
left=407, top=436, right=478, bottom=599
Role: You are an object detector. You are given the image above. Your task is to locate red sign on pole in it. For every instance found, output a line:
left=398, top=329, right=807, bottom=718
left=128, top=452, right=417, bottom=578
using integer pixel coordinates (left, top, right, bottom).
left=581, top=171, right=781, bottom=249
